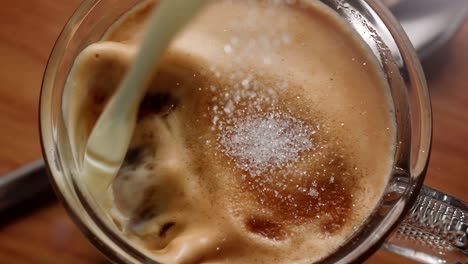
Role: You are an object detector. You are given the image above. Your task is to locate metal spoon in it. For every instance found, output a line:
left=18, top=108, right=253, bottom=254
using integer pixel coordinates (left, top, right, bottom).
left=390, top=0, right=468, bottom=59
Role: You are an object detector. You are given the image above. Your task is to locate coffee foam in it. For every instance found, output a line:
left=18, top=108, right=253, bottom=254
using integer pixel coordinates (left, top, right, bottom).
left=64, top=0, right=396, bottom=263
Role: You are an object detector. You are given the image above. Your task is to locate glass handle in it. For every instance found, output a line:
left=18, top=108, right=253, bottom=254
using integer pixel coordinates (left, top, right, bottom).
left=383, top=186, right=468, bottom=263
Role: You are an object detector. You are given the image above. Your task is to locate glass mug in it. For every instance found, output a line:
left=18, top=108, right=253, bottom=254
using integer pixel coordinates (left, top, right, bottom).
left=39, top=0, right=468, bottom=263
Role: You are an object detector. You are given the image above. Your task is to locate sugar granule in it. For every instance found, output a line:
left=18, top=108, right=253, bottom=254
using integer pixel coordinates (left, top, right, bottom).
left=219, top=111, right=314, bottom=177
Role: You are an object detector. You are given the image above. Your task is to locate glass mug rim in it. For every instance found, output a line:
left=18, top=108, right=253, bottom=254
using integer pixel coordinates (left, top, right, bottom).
left=39, top=0, right=432, bottom=263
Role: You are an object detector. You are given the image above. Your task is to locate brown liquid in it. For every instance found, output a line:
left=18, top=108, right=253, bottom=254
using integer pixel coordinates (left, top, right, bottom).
left=65, top=0, right=396, bottom=263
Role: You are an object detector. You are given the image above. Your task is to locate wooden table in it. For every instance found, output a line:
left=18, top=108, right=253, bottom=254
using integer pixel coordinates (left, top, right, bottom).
left=0, top=1, right=466, bottom=263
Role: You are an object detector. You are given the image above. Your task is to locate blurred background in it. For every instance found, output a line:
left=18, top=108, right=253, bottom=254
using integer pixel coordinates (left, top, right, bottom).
left=0, top=0, right=466, bottom=263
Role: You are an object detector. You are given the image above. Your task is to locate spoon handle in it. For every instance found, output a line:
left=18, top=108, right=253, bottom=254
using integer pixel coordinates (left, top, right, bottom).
left=0, top=160, right=50, bottom=213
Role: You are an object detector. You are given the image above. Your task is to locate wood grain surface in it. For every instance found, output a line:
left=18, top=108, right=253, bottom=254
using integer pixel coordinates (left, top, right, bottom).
left=0, top=0, right=466, bottom=263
